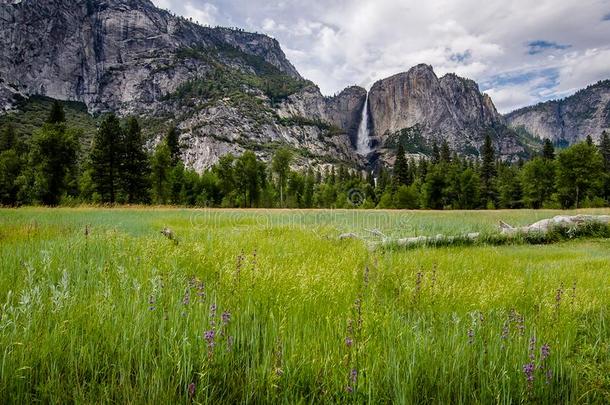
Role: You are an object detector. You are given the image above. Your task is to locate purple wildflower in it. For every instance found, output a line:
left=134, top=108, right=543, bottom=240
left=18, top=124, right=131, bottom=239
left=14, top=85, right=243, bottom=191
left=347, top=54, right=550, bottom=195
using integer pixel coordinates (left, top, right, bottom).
left=345, top=337, right=353, bottom=348
left=188, top=382, right=196, bottom=398
left=350, top=368, right=358, bottom=385
left=467, top=329, right=475, bottom=345
left=204, top=329, right=216, bottom=348
left=346, top=386, right=353, bottom=394
left=541, top=344, right=551, bottom=361
left=528, top=336, right=537, bottom=360
left=545, top=369, right=553, bottom=384
left=523, top=362, right=535, bottom=385
left=209, top=304, right=217, bottom=326
left=227, top=335, right=234, bottom=349
left=221, top=311, right=231, bottom=326
left=183, top=288, right=191, bottom=306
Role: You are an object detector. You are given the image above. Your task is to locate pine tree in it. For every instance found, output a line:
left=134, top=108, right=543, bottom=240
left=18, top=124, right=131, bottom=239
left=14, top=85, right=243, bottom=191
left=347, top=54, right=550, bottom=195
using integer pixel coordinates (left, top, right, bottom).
left=440, top=140, right=452, bottom=163
left=120, top=117, right=151, bottom=203
left=542, top=138, right=555, bottom=160
left=47, top=101, right=66, bottom=124
left=166, top=126, right=182, bottom=166
left=480, top=134, right=497, bottom=206
left=25, top=124, right=79, bottom=205
left=0, top=124, right=16, bottom=152
left=586, top=135, right=594, bottom=146
left=431, top=141, right=440, bottom=164
left=394, top=143, right=410, bottom=186
left=90, top=114, right=123, bottom=203
left=151, top=143, right=171, bottom=204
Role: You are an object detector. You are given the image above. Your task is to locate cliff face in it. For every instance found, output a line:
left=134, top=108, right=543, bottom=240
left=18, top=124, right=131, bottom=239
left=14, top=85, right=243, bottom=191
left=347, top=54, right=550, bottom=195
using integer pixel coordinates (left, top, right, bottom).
left=0, top=0, right=364, bottom=169
left=367, top=64, right=525, bottom=161
left=505, top=81, right=610, bottom=145
left=0, top=0, right=536, bottom=171
left=0, top=0, right=300, bottom=112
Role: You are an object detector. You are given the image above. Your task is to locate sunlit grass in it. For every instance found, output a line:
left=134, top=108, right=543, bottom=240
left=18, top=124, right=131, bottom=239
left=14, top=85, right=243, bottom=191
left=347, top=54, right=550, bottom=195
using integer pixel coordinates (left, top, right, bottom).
left=0, top=208, right=609, bottom=403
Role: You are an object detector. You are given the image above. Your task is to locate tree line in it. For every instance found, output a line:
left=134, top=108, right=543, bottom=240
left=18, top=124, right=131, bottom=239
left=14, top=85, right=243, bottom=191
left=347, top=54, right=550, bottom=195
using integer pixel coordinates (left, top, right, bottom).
left=1, top=101, right=610, bottom=209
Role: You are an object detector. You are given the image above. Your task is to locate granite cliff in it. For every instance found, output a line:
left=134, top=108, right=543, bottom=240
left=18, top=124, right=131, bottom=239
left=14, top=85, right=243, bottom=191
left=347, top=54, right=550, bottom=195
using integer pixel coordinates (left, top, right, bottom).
left=505, top=80, right=610, bottom=145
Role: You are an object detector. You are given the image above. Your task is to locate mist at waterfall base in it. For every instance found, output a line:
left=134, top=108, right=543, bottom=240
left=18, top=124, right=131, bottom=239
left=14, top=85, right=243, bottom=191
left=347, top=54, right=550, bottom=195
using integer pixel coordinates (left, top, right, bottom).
left=356, top=94, right=372, bottom=156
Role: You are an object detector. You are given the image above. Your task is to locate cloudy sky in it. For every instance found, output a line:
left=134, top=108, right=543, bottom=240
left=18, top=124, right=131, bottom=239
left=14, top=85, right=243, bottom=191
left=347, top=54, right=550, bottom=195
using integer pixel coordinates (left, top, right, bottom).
left=152, top=0, right=610, bottom=113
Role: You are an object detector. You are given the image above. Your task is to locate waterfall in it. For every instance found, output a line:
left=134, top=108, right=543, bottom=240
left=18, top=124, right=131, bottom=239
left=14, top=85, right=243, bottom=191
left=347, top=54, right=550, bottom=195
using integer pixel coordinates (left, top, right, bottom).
left=356, top=93, right=372, bottom=155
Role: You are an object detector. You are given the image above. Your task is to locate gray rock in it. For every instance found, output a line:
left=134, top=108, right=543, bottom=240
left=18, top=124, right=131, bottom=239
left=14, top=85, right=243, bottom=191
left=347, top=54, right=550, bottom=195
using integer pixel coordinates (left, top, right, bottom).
left=505, top=80, right=610, bottom=144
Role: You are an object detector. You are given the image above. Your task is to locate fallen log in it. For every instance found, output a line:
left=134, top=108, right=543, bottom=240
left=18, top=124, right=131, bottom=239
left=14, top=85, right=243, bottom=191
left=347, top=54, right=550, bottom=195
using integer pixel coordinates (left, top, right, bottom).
left=340, top=215, right=610, bottom=249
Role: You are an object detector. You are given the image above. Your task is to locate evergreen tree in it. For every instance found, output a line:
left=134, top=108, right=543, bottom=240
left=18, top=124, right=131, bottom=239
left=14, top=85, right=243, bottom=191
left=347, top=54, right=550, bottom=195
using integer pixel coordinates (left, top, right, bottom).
left=271, top=147, right=292, bottom=207
left=431, top=141, right=441, bottom=164
left=151, top=143, right=172, bottom=204
left=0, top=149, right=22, bottom=205
left=457, top=168, right=480, bottom=209
left=120, top=117, right=151, bottom=203
left=440, top=140, right=452, bottom=163
left=542, top=138, right=555, bottom=160
left=47, top=100, right=66, bottom=124
left=166, top=126, right=182, bottom=166
left=24, top=124, right=79, bottom=205
left=480, top=134, right=497, bottom=206
left=497, top=165, right=522, bottom=209
left=586, top=135, right=594, bottom=146
left=0, top=123, right=16, bottom=152
left=393, top=143, right=410, bottom=186
left=90, top=114, right=123, bottom=203
left=422, top=166, right=445, bottom=209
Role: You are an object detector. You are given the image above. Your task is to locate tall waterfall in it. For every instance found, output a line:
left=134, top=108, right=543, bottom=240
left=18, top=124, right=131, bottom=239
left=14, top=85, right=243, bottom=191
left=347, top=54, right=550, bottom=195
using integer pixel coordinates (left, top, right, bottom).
left=356, top=93, right=372, bottom=155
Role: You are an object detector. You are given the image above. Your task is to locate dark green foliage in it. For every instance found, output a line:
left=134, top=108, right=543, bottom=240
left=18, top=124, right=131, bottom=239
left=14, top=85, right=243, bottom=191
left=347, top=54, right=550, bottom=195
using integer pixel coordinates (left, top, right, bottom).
left=542, top=138, right=555, bottom=160
left=90, top=114, right=123, bottom=203
left=272, top=148, right=292, bottom=207
left=23, top=124, right=79, bottom=205
left=393, top=143, right=410, bottom=186
left=0, top=149, right=22, bottom=205
left=121, top=118, right=151, bottom=203
left=521, top=157, right=556, bottom=208
left=480, top=134, right=497, bottom=206
left=165, top=127, right=182, bottom=166
left=555, top=142, right=604, bottom=208
left=151, top=143, right=172, bottom=204
left=0, top=124, right=16, bottom=152
left=47, top=101, right=66, bottom=124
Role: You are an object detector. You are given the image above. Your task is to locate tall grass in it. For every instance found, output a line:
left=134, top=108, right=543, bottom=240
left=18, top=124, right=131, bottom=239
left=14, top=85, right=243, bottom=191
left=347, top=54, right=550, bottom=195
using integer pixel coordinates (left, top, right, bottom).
left=0, top=208, right=609, bottom=403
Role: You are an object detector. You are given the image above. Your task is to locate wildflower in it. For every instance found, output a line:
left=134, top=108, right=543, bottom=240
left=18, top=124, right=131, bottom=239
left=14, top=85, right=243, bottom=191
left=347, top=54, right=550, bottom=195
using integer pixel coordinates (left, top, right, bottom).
left=196, top=282, right=205, bottom=302
left=467, top=329, right=475, bottom=345
left=346, top=386, right=353, bottom=394
left=545, top=369, right=553, bottom=384
left=350, top=368, right=358, bottom=385
left=523, top=362, right=535, bottom=385
left=183, top=288, right=191, bottom=306
left=188, top=382, right=196, bottom=399
left=221, top=311, right=231, bottom=326
left=209, top=304, right=217, bottom=326
left=540, top=344, right=550, bottom=361
left=148, top=295, right=156, bottom=311
left=204, top=329, right=216, bottom=348
left=528, top=336, right=537, bottom=360
left=345, top=337, right=353, bottom=348
left=227, top=335, right=234, bottom=349
left=501, top=321, right=510, bottom=340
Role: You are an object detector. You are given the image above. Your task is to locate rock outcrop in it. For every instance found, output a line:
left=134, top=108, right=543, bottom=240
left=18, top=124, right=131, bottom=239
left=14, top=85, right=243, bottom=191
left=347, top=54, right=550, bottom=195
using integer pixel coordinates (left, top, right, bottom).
left=505, top=80, right=610, bottom=145
left=0, top=0, right=537, bottom=171
left=368, top=64, right=526, bottom=162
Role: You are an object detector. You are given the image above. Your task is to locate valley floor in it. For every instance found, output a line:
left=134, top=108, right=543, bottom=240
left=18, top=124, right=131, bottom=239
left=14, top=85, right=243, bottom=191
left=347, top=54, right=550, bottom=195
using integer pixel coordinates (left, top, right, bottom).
left=0, top=208, right=609, bottom=403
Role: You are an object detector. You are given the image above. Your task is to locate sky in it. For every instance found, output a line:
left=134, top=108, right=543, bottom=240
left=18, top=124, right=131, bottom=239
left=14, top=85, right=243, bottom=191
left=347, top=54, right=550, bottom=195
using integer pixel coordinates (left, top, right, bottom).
left=152, top=0, right=610, bottom=113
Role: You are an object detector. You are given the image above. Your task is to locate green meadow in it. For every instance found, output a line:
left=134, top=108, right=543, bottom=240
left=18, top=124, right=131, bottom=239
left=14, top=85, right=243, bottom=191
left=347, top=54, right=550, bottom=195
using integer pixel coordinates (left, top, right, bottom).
left=1, top=208, right=609, bottom=403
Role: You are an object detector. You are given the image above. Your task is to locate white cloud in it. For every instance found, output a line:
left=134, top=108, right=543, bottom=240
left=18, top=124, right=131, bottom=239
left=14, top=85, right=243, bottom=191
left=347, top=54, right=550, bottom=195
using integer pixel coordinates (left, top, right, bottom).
left=151, top=0, right=610, bottom=111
